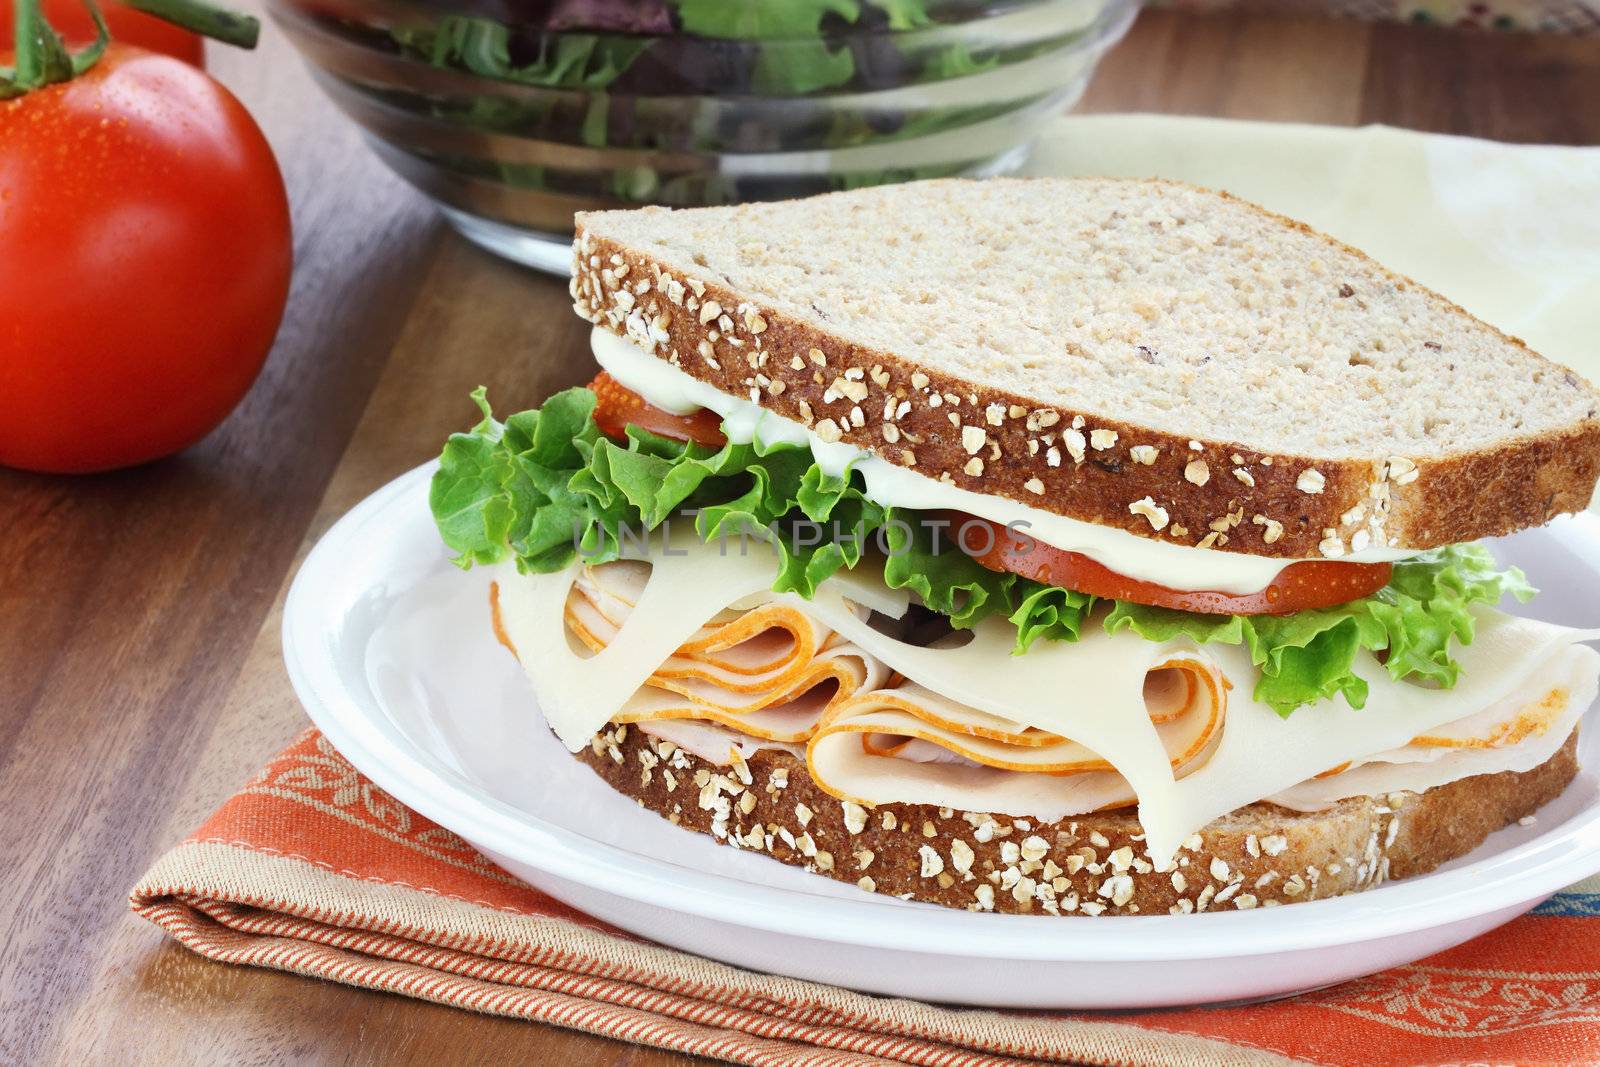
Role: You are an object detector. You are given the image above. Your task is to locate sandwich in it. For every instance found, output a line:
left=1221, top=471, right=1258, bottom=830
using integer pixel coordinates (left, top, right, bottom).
left=430, top=178, right=1600, bottom=916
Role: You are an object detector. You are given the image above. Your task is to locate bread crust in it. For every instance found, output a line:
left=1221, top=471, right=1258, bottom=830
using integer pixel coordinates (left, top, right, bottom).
left=576, top=725, right=1577, bottom=916
left=571, top=179, right=1600, bottom=561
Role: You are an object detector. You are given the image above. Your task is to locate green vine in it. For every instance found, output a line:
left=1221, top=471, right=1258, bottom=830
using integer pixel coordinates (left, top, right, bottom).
left=1, top=0, right=258, bottom=99
left=2, top=0, right=108, bottom=97
left=124, top=0, right=258, bottom=48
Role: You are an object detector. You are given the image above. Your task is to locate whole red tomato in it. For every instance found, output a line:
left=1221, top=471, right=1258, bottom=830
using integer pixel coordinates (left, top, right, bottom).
left=0, top=0, right=203, bottom=64
left=0, top=44, right=291, bottom=473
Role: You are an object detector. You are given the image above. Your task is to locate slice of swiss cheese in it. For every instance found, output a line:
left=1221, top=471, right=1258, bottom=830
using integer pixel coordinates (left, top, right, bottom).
left=496, top=534, right=1598, bottom=865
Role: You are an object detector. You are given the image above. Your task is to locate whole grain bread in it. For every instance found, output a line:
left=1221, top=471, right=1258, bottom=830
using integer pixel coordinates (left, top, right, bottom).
left=578, top=724, right=1577, bottom=916
left=571, top=178, right=1600, bottom=560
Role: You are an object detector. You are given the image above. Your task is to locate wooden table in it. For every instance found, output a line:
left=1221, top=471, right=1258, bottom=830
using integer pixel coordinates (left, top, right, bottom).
left=4, top=9, right=1598, bottom=1064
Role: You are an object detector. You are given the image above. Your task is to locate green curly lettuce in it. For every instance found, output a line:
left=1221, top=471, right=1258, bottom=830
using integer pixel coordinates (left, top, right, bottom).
left=877, top=516, right=1095, bottom=643
left=1104, top=545, right=1535, bottom=716
left=432, top=389, right=1534, bottom=717
left=670, top=0, right=997, bottom=95
left=433, top=387, right=895, bottom=592
left=433, top=387, right=1097, bottom=630
left=675, top=0, right=860, bottom=94
left=392, top=17, right=650, bottom=89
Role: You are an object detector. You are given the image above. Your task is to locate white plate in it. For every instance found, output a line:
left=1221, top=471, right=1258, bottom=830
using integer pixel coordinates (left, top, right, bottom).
left=283, top=461, right=1600, bottom=1009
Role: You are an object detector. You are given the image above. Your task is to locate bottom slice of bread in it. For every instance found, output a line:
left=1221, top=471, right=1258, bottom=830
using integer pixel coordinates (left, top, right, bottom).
left=577, top=728, right=1578, bottom=915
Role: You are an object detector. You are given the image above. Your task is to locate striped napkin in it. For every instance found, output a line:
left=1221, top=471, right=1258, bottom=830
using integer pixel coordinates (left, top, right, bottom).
left=133, top=729, right=1600, bottom=1067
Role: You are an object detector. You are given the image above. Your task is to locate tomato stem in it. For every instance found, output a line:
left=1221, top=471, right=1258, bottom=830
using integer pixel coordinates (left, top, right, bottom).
left=124, top=0, right=259, bottom=49
left=1, top=0, right=258, bottom=98
left=1, top=0, right=107, bottom=98
left=69, top=0, right=110, bottom=72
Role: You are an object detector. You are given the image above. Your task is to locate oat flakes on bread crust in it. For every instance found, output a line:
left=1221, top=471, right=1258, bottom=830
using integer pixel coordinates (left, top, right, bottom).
left=580, top=726, right=1578, bottom=916
left=571, top=178, right=1600, bottom=560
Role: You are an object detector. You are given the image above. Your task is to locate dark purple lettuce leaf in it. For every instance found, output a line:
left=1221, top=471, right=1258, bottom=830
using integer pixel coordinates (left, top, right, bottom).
left=546, top=0, right=673, bottom=34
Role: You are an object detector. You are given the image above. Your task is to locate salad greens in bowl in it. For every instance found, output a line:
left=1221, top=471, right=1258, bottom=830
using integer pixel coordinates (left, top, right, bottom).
left=271, top=0, right=1138, bottom=271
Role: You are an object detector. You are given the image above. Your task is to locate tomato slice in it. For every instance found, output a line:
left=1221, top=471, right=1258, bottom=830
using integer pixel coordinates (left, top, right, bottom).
left=948, top=514, right=1392, bottom=615
left=589, top=372, right=726, bottom=447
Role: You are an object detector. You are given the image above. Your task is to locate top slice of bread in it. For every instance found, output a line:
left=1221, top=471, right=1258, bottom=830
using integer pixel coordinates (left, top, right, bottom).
left=572, top=178, right=1600, bottom=560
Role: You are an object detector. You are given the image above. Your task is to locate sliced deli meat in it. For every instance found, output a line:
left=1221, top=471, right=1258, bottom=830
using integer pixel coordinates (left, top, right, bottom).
left=564, top=561, right=888, bottom=742
left=495, top=535, right=1597, bottom=867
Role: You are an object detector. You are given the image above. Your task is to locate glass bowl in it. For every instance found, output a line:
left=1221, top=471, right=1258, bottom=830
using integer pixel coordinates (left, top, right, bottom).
left=271, top=0, right=1139, bottom=272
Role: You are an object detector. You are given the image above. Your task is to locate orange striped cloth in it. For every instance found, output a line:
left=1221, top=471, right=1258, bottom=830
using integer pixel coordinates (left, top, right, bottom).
left=132, top=729, right=1600, bottom=1066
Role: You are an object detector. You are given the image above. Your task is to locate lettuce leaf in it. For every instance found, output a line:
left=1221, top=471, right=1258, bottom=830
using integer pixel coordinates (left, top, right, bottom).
left=432, top=387, right=888, bottom=591
left=879, top=512, right=1015, bottom=627
left=674, top=0, right=860, bottom=94
left=429, top=386, right=601, bottom=570
left=432, top=389, right=1535, bottom=716
left=395, top=17, right=652, bottom=89
left=1105, top=545, right=1534, bottom=716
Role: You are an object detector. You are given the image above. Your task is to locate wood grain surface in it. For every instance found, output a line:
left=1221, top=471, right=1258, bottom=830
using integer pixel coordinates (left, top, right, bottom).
left=4, top=9, right=1599, bottom=1066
